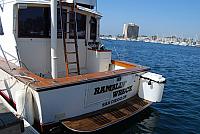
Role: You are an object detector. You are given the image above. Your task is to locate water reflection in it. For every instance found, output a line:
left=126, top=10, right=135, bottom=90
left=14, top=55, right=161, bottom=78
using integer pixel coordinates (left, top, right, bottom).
left=99, top=107, right=160, bottom=134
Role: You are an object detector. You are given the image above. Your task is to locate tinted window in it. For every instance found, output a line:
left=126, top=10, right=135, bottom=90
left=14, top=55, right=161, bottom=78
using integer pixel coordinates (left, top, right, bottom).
left=18, top=7, right=50, bottom=38
left=18, top=7, right=86, bottom=39
left=90, top=17, right=97, bottom=40
left=69, top=13, right=86, bottom=39
left=57, top=8, right=67, bottom=38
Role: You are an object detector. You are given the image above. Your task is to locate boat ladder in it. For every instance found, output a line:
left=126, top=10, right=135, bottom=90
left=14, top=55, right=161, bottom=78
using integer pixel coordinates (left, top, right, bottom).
left=59, top=0, right=80, bottom=76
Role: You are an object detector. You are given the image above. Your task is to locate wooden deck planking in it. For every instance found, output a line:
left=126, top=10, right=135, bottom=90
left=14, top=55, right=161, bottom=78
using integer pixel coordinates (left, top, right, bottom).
left=0, top=58, right=150, bottom=91
left=62, top=96, right=152, bottom=132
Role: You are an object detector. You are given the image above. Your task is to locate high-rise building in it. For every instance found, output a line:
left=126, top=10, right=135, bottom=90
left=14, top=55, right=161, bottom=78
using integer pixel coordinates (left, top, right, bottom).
left=123, top=23, right=139, bottom=39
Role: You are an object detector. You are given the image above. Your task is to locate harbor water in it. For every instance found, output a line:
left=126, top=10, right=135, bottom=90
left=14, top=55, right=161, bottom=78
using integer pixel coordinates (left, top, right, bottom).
left=100, top=40, right=200, bottom=134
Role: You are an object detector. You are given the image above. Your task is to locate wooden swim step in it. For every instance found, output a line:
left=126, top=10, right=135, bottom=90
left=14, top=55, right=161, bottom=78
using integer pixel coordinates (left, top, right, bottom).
left=61, top=96, right=152, bottom=132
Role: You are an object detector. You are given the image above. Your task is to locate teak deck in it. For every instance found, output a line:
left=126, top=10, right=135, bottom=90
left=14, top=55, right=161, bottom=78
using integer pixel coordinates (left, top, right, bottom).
left=0, top=58, right=150, bottom=92
left=62, top=96, right=152, bottom=132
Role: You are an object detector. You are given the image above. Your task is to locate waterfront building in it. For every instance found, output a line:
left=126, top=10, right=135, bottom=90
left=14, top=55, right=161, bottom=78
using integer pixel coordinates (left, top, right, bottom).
left=123, top=23, right=139, bottom=39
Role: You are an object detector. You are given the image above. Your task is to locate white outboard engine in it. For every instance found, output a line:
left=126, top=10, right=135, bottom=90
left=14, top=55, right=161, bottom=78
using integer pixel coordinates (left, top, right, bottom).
left=138, top=72, right=166, bottom=102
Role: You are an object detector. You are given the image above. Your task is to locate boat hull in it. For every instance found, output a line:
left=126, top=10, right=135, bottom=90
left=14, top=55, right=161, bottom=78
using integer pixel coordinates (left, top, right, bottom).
left=37, top=73, right=140, bottom=124
left=0, top=59, right=153, bottom=133
left=0, top=67, right=150, bottom=132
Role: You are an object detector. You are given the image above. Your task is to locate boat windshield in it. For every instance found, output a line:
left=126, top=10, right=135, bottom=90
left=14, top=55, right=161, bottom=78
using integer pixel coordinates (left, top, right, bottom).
left=18, top=6, right=87, bottom=39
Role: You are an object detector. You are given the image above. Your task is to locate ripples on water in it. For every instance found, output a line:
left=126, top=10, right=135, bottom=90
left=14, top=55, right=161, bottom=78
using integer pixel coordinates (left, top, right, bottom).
left=101, top=40, right=200, bottom=134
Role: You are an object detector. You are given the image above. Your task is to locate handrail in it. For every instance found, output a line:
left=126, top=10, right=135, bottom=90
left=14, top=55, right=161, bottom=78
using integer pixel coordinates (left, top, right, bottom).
left=0, top=45, right=30, bottom=71
left=0, top=44, right=12, bottom=70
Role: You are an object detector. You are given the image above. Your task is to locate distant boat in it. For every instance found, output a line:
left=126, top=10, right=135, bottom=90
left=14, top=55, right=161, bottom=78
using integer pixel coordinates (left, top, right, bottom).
left=179, top=42, right=188, bottom=46
left=196, top=44, right=200, bottom=47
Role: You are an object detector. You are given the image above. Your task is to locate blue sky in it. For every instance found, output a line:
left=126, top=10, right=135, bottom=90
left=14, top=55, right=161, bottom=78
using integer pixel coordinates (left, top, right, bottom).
left=97, top=0, right=200, bottom=38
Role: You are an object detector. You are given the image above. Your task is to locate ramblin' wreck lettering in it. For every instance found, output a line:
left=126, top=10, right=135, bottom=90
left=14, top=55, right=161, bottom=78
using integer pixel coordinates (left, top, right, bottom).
left=94, top=81, right=127, bottom=95
left=113, top=86, right=133, bottom=98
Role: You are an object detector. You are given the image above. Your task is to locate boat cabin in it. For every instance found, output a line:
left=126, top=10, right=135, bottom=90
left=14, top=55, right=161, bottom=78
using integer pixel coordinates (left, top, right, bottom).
left=0, top=0, right=112, bottom=78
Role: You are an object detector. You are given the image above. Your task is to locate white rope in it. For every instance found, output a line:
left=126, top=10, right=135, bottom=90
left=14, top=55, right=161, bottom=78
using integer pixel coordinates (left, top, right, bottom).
left=0, top=76, right=14, bottom=91
left=19, top=80, right=35, bottom=118
left=0, top=76, right=13, bottom=82
left=0, top=74, right=36, bottom=120
left=14, top=75, right=36, bottom=82
left=13, top=75, right=36, bottom=119
left=0, top=75, right=36, bottom=85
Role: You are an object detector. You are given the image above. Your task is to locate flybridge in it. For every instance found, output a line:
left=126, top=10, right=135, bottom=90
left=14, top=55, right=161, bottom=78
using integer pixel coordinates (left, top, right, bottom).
left=66, top=0, right=96, bottom=6
left=1, top=0, right=96, bottom=8
left=62, top=0, right=97, bottom=9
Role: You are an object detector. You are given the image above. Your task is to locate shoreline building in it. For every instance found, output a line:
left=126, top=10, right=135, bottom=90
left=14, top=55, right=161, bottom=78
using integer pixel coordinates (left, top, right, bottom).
left=123, top=23, right=139, bottom=39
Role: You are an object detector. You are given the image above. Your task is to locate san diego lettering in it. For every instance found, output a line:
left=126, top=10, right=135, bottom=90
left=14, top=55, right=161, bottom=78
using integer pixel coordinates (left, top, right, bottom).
left=102, top=95, right=127, bottom=107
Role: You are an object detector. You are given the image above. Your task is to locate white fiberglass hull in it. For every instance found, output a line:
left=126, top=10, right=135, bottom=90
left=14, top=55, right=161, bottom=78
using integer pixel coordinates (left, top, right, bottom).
left=0, top=68, right=140, bottom=124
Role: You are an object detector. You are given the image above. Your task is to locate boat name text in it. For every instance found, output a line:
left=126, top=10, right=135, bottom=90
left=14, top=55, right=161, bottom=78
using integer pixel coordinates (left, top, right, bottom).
left=94, top=81, right=127, bottom=95
left=94, top=81, right=133, bottom=98
left=113, top=85, right=133, bottom=97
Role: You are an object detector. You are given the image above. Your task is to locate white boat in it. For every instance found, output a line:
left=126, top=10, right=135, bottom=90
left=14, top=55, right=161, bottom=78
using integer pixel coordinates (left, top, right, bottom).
left=195, top=43, right=200, bottom=47
left=0, top=0, right=166, bottom=133
left=179, top=42, right=188, bottom=46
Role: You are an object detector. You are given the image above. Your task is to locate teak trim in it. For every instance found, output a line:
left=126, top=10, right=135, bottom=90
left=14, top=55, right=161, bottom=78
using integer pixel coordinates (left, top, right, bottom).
left=0, top=59, right=150, bottom=92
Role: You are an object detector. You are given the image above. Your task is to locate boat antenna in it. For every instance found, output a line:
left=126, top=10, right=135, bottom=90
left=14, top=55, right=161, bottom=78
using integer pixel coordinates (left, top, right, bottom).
left=113, top=46, right=120, bottom=60
left=96, top=0, right=97, bottom=11
left=0, top=0, right=4, bottom=11
left=100, top=39, right=121, bottom=60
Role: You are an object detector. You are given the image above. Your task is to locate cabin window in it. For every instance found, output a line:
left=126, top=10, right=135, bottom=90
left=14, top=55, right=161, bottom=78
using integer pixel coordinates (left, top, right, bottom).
left=57, top=9, right=67, bottom=38
left=90, top=17, right=97, bottom=40
left=77, top=3, right=94, bottom=9
left=69, top=13, right=86, bottom=39
left=18, top=7, right=50, bottom=38
left=18, top=7, right=86, bottom=39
